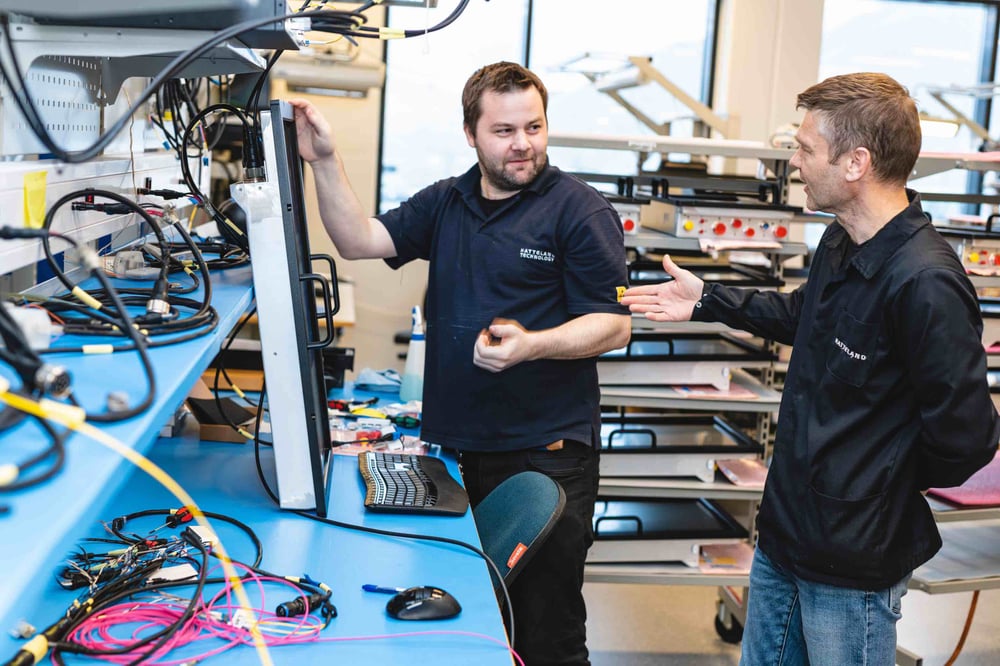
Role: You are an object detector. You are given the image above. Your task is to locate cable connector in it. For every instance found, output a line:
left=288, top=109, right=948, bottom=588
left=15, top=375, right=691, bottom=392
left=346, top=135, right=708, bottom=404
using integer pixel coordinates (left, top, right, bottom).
left=34, top=364, right=71, bottom=398
left=166, top=506, right=195, bottom=528
left=71, top=202, right=134, bottom=215
left=275, top=592, right=330, bottom=618
left=0, top=226, right=48, bottom=239
left=241, top=125, right=266, bottom=183
left=137, top=187, right=190, bottom=200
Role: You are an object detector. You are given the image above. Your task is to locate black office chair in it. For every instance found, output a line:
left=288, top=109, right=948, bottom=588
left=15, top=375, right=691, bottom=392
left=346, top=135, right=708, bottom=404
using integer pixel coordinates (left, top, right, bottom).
left=472, top=471, right=567, bottom=595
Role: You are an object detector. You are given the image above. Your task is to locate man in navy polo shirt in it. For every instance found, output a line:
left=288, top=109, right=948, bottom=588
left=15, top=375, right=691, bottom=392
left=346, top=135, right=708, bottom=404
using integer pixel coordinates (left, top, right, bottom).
left=290, top=61, right=631, bottom=665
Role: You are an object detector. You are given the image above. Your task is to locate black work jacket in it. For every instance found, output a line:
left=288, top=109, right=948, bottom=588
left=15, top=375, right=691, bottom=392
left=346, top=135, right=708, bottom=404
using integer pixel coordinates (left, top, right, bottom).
left=693, top=191, right=999, bottom=588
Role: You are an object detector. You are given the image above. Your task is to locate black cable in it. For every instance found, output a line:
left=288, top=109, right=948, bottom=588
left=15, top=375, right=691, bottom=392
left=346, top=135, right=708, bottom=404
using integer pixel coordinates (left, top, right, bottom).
left=27, top=293, right=219, bottom=355
left=0, top=410, right=68, bottom=492
left=65, top=242, right=156, bottom=423
left=0, top=9, right=351, bottom=163
left=293, top=508, right=516, bottom=648
left=50, top=529, right=212, bottom=663
left=0, top=5, right=476, bottom=163
left=108, top=507, right=263, bottom=570
left=247, top=418, right=516, bottom=646
left=252, top=380, right=279, bottom=506
left=0, top=226, right=157, bottom=421
left=35, top=189, right=221, bottom=346
left=176, top=104, right=254, bottom=251
left=212, top=303, right=260, bottom=434
left=41, top=190, right=171, bottom=299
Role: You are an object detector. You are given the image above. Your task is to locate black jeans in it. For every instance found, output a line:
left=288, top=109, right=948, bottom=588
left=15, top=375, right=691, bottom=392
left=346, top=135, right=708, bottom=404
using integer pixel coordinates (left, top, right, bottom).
left=460, top=440, right=600, bottom=666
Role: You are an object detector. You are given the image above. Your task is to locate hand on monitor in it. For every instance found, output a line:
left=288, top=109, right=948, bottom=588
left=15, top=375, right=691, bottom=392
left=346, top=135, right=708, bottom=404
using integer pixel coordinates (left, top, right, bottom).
left=287, top=98, right=335, bottom=164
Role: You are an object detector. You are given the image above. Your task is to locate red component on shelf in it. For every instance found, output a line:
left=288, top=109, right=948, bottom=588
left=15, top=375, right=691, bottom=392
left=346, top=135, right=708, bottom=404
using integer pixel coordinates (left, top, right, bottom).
left=713, top=222, right=727, bottom=235
left=732, top=218, right=743, bottom=228
left=745, top=228, right=756, bottom=237
left=774, top=226, right=788, bottom=239
left=622, top=218, right=635, bottom=232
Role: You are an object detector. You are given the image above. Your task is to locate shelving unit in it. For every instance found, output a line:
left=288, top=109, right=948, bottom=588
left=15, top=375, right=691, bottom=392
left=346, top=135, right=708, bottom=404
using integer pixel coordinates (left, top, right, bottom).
left=586, top=204, right=805, bottom=642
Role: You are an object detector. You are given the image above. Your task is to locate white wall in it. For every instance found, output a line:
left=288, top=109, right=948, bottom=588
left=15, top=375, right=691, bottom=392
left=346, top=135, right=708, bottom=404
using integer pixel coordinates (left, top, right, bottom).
left=714, top=0, right=824, bottom=195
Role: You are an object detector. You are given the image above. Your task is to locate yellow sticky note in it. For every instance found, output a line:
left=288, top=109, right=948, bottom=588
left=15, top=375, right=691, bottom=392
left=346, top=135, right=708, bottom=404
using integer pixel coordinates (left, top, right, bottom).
left=23, top=170, right=47, bottom=229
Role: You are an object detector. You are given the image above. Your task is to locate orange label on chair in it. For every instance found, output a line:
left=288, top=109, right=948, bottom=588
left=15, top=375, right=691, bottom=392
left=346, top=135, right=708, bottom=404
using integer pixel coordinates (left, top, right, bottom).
left=507, top=543, right=528, bottom=569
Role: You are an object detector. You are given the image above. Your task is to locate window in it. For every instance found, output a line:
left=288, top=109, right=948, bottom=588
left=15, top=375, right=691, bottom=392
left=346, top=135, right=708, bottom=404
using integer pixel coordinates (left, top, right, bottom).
left=379, top=1, right=528, bottom=213
left=530, top=0, right=718, bottom=179
left=819, top=0, right=998, bottom=221
left=379, top=1, right=719, bottom=210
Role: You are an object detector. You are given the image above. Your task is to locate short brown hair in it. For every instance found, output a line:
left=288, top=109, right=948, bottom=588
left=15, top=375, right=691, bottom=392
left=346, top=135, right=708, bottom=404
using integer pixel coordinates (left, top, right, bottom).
left=797, top=72, right=921, bottom=185
left=462, top=61, right=548, bottom=135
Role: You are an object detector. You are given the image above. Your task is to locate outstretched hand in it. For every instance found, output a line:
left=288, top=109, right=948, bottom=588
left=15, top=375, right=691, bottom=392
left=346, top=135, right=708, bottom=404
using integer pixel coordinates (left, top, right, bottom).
left=620, top=255, right=704, bottom=322
left=288, top=98, right=335, bottom=164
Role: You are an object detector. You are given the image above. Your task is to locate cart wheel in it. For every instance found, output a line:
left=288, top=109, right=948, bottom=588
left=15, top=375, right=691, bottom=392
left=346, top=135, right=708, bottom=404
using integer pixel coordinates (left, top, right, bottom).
left=714, top=614, right=744, bottom=644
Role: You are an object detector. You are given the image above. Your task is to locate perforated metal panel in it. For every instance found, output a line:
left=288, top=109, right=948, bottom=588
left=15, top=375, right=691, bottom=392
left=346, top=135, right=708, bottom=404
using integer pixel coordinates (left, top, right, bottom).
left=0, top=55, right=102, bottom=155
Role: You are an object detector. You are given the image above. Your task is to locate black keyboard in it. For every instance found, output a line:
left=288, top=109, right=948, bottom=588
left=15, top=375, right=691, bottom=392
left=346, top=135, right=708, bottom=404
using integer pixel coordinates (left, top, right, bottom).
left=358, top=451, right=469, bottom=516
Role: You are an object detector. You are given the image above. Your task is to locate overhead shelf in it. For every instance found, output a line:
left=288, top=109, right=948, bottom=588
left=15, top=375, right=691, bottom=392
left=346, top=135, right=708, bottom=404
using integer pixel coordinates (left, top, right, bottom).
left=549, top=131, right=794, bottom=161
left=1, top=21, right=265, bottom=100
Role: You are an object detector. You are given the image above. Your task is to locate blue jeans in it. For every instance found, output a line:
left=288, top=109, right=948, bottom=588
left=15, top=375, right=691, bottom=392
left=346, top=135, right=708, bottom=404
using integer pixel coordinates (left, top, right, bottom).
left=739, top=548, right=910, bottom=666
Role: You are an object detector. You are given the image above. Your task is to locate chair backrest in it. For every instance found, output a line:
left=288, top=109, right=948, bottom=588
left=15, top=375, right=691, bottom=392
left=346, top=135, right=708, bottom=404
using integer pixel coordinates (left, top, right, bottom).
left=473, top=470, right=567, bottom=591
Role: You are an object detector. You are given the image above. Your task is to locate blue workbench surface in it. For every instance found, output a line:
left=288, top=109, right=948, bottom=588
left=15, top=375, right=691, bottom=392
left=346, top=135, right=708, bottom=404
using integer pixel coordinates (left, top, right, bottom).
left=0, top=266, right=253, bottom=633
left=0, top=266, right=512, bottom=664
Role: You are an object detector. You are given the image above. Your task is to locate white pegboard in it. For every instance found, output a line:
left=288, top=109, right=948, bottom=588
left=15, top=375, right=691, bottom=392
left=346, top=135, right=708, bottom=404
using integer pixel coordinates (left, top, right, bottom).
left=0, top=54, right=102, bottom=155
left=0, top=19, right=263, bottom=158
left=0, top=153, right=195, bottom=279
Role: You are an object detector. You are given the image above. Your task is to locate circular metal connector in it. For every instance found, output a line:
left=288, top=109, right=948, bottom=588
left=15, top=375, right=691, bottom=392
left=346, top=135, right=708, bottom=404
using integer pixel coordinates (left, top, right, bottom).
left=36, top=364, right=71, bottom=398
left=243, top=167, right=266, bottom=182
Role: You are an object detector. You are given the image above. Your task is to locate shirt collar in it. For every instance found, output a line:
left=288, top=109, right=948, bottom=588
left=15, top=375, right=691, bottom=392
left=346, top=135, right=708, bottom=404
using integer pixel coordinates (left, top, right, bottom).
left=821, top=189, right=929, bottom=280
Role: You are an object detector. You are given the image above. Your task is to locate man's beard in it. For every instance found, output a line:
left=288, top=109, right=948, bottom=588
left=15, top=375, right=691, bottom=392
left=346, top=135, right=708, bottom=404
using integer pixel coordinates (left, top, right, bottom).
left=478, top=149, right=546, bottom=193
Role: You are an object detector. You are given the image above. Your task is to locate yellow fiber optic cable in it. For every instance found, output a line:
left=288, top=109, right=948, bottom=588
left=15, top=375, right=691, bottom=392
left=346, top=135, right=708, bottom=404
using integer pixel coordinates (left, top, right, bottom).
left=0, top=386, right=274, bottom=666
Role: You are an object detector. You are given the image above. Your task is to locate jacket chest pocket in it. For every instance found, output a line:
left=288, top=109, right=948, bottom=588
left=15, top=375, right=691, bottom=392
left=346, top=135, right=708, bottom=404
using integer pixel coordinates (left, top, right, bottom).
left=826, top=312, right=879, bottom=387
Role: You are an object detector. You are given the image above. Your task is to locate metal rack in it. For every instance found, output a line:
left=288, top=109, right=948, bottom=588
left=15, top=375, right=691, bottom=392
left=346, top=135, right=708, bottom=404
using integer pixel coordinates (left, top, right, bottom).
left=584, top=205, right=805, bottom=645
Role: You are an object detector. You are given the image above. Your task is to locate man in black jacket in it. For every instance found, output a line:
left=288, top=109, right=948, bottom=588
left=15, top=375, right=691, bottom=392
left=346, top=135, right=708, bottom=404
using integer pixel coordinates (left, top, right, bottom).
left=622, top=72, right=1000, bottom=665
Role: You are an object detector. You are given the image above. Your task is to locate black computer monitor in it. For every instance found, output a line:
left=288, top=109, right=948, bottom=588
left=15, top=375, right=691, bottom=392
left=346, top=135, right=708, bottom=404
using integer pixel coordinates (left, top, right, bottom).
left=242, top=100, right=337, bottom=515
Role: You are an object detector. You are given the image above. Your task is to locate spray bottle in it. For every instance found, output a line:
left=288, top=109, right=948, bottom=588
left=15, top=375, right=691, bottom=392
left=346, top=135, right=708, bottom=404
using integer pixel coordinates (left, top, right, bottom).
left=398, top=305, right=425, bottom=403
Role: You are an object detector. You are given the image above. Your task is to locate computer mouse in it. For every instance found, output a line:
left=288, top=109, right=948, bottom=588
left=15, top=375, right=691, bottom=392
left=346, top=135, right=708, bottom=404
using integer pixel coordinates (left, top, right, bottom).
left=386, top=585, right=462, bottom=620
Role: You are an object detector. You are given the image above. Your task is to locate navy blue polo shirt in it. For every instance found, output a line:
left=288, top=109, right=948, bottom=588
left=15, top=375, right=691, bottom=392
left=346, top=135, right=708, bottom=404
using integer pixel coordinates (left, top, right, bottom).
left=378, top=162, right=629, bottom=452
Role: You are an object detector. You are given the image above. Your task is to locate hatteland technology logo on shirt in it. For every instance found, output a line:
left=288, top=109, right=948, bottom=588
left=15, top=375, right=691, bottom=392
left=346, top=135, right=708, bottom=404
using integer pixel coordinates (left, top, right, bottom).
left=520, top=247, right=555, bottom=263
left=616, top=286, right=626, bottom=302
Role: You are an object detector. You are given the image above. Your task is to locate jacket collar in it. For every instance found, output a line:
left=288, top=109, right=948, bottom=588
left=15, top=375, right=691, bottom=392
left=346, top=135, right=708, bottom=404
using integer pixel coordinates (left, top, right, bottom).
left=822, top=189, right=929, bottom=280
